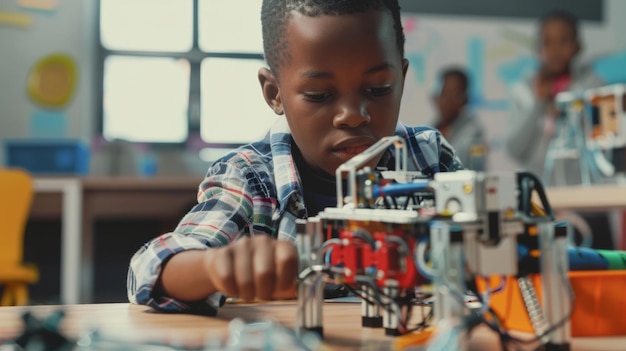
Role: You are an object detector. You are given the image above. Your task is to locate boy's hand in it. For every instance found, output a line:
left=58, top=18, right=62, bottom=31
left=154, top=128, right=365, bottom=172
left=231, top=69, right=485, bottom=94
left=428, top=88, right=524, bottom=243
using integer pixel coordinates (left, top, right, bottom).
left=533, top=73, right=554, bottom=101
left=203, top=235, right=298, bottom=301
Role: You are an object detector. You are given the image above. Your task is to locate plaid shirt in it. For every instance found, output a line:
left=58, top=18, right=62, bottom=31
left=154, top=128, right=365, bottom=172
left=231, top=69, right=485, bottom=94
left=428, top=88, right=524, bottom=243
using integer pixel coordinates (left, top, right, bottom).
left=127, top=118, right=462, bottom=313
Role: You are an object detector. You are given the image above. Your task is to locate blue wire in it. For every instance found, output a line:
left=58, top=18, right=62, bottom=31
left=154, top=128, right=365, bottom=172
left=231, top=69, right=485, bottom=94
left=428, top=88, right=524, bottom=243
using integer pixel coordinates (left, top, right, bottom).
left=415, top=236, right=433, bottom=280
left=325, top=245, right=333, bottom=265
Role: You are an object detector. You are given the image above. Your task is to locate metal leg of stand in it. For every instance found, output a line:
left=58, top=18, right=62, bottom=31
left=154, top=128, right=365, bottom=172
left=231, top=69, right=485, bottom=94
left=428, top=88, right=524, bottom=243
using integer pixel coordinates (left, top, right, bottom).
left=578, top=141, right=591, bottom=186
left=297, top=276, right=324, bottom=337
left=383, top=284, right=401, bottom=336
left=361, top=285, right=383, bottom=328
left=296, top=218, right=325, bottom=337
left=538, top=222, right=571, bottom=350
left=544, top=149, right=556, bottom=187
left=430, top=221, right=467, bottom=351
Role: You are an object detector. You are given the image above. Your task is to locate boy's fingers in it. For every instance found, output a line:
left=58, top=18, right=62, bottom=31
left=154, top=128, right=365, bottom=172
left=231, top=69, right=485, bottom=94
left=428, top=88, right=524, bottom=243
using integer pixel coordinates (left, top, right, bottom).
left=274, top=241, right=299, bottom=291
left=208, top=247, right=238, bottom=298
left=272, top=282, right=297, bottom=300
left=252, top=235, right=276, bottom=301
left=233, top=237, right=255, bottom=301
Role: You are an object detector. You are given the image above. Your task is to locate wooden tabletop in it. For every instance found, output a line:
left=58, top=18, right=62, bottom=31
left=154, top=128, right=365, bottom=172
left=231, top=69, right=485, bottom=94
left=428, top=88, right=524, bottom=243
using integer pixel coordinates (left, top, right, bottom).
left=545, top=184, right=626, bottom=211
left=80, top=176, right=203, bottom=191
left=0, top=302, right=392, bottom=350
left=0, top=302, right=624, bottom=351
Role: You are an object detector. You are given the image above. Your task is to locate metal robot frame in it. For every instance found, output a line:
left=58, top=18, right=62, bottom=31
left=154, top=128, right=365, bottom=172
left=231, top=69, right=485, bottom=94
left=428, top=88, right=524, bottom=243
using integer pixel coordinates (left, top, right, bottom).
left=295, top=136, right=572, bottom=351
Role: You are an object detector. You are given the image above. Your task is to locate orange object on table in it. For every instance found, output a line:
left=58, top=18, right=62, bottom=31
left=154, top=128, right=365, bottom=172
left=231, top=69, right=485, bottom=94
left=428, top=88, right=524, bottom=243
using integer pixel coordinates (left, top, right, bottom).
left=477, top=271, right=626, bottom=337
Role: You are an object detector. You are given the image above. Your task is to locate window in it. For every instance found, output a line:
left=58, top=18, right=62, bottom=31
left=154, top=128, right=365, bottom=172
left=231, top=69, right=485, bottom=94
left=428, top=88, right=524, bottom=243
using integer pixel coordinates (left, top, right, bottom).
left=98, top=0, right=277, bottom=145
left=103, top=56, right=190, bottom=143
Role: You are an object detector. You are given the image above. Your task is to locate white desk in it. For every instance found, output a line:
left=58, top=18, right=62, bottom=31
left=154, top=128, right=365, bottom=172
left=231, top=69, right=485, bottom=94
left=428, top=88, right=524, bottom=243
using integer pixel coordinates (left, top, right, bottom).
left=32, top=178, right=82, bottom=305
left=30, top=176, right=202, bottom=304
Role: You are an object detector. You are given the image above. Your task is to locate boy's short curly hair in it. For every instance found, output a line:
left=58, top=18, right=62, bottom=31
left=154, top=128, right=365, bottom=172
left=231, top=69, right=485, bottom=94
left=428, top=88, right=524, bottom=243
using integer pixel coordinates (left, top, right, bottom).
left=261, top=0, right=405, bottom=75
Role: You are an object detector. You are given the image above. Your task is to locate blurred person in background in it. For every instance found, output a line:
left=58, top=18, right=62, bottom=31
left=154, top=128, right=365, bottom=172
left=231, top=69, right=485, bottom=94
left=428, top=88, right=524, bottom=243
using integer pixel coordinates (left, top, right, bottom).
left=431, top=67, right=487, bottom=171
left=506, top=9, right=612, bottom=249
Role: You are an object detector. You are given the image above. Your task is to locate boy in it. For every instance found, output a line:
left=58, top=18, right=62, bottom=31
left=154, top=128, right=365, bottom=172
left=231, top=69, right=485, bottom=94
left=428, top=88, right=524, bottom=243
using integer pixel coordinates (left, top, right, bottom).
left=127, top=0, right=462, bottom=314
left=430, top=67, right=486, bottom=170
left=505, top=9, right=603, bottom=178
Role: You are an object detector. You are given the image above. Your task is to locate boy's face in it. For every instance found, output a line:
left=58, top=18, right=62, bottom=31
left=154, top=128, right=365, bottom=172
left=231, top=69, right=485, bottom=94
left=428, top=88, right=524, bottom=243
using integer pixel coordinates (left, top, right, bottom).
left=260, top=10, right=408, bottom=176
left=539, top=19, right=580, bottom=76
left=434, top=75, right=467, bottom=124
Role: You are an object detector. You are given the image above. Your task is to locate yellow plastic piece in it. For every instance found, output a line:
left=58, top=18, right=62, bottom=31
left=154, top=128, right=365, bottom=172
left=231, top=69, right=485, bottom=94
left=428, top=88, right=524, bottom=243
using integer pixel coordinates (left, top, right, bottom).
left=392, top=327, right=435, bottom=350
left=0, top=168, right=38, bottom=306
left=530, top=201, right=547, bottom=217
left=462, top=183, right=473, bottom=194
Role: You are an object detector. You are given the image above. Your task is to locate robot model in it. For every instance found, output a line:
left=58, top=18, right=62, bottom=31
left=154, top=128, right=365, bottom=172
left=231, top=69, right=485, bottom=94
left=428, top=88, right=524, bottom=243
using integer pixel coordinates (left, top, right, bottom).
left=544, top=90, right=591, bottom=186
left=585, top=84, right=626, bottom=180
left=296, top=136, right=572, bottom=351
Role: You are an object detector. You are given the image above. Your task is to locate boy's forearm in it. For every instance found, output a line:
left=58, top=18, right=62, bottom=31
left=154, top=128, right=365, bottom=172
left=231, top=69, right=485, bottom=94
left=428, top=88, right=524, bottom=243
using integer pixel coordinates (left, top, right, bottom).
left=159, top=249, right=217, bottom=302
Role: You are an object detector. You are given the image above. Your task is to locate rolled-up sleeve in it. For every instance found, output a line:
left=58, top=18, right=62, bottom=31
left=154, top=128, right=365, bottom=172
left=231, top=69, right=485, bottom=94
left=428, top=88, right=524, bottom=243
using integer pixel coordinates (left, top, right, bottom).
left=406, top=126, right=464, bottom=175
left=127, top=154, right=279, bottom=313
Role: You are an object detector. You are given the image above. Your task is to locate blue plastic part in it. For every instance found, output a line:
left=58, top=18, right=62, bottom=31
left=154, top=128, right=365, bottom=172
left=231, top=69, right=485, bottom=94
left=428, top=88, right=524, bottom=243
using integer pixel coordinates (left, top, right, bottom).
left=517, top=244, right=530, bottom=260
left=372, top=180, right=429, bottom=197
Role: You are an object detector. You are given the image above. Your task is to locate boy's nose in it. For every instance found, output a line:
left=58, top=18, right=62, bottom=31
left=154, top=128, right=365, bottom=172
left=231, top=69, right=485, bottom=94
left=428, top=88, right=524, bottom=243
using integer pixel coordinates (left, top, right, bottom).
left=333, top=101, right=371, bottom=128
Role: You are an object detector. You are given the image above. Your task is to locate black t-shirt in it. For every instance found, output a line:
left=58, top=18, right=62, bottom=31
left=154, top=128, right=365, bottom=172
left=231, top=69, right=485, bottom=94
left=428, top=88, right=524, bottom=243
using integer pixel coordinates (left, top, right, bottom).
left=292, top=144, right=395, bottom=217
left=292, top=145, right=338, bottom=217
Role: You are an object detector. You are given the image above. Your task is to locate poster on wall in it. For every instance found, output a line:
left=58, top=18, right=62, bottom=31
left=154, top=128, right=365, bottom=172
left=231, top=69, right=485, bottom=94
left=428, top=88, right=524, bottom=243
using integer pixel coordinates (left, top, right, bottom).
left=0, top=11, right=32, bottom=28
left=27, top=53, right=77, bottom=108
left=26, top=53, right=77, bottom=138
left=17, top=0, right=59, bottom=13
left=29, top=109, right=67, bottom=137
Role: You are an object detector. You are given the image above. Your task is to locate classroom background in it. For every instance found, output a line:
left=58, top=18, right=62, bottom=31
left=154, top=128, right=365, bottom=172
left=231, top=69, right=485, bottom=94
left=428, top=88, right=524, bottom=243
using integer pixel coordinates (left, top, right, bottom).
left=1, top=0, right=625, bottom=304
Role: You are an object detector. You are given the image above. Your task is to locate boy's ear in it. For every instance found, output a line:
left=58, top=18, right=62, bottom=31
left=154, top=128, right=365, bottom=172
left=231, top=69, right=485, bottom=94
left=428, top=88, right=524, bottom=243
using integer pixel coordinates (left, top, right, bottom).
left=402, top=58, right=409, bottom=79
left=258, top=67, right=284, bottom=115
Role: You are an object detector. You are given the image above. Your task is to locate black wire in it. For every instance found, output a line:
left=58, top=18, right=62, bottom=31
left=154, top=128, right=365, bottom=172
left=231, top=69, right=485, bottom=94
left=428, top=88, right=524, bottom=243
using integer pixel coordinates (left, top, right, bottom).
left=403, top=195, right=411, bottom=210
left=346, top=283, right=432, bottom=333
left=390, top=196, right=399, bottom=209
left=517, top=172, right=555, bottom=220
left=383, top=196, right=393, bottom=209
left=463, top=281, right=519, bottom=350
left=343, top=284, right=379, bottom=306
left=465, top=272, right=574, bottom=351
left=403, top=306, right=434, bottom=333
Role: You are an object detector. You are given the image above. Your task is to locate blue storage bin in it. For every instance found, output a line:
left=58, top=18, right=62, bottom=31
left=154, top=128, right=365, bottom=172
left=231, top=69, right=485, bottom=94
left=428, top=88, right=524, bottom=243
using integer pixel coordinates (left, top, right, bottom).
left=3, top=139, right=90, bottom=175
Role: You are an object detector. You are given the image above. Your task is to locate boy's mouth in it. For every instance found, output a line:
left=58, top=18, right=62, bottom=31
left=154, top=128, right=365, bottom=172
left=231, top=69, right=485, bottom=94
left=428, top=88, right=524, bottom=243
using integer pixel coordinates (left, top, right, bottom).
left=332, top=139, right=373, bottom=161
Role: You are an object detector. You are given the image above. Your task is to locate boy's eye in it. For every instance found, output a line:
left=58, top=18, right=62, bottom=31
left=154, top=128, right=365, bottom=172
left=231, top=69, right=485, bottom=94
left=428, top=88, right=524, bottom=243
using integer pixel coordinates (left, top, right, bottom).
left=303, top=92, right=332, bottom=102
left=366, top=85, right=392, bottom=96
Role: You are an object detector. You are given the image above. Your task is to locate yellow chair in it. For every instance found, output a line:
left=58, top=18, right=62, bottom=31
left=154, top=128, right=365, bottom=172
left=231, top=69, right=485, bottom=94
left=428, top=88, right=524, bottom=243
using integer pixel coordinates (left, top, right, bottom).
left=0, top=168, right=38, bottom=306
